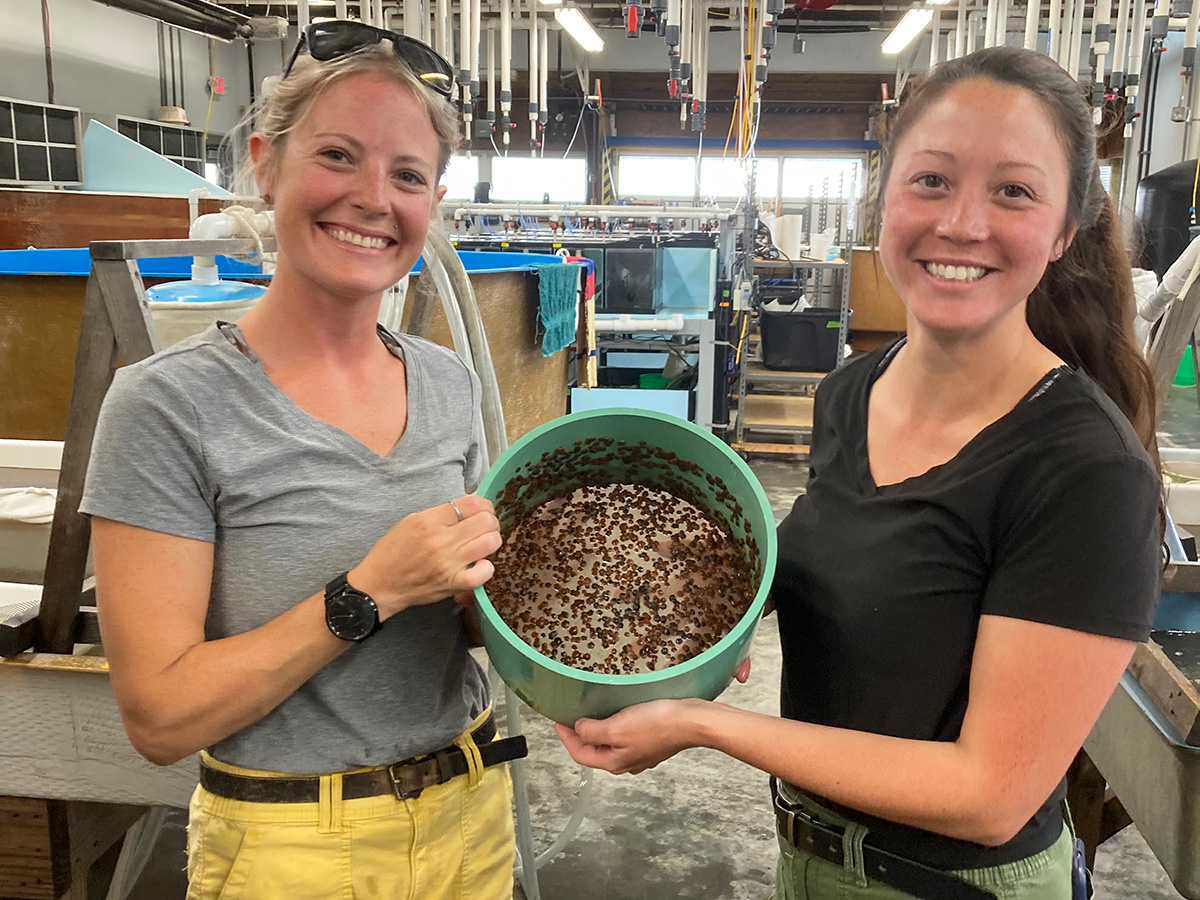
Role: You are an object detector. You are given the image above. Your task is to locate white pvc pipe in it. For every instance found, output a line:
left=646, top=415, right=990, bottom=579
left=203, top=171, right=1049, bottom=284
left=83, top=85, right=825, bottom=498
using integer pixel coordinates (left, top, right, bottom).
left=1067, top=0, right=1087, bottom=80
left=336, top=0, right=347, bottom=18
left=472, top=0, right=483, bottom=91
left=453, top=202, right=732, bottom=217
left=1024, top=0, right=1039, bottom=49
left=539, top=20, right=548, bottom=126
left=297, top=0, right=310, bottom=29
left=1048, top=0, right=1063, bottom=58
left=930, top=6, right=942, bottom=66
left=700, top=2, right=709, bottom=102
left=955, top=0, right=968, bottom=59
left=461, top=0, right=473, bottom=86
left=435, top=0, right=448, bottom=59
left=1186, top=0, right=1199, bottom=53
left=528, top=0, right=538, bottom=149
left=686, top=0, right=696, bottom=73
left=985, top=0, right=998, bottom=46
left=668, top=0, right=683, bottom=42
left=1092, top=0, right=1113, bottom=102
left=995, top=0, right=1009, bottom=45
left=1112, top=0, right=1131, bottom=78
left=487, top=23, right=497, bottom=118
left=967, top=9, right=983, bottom=53
left=596, top=314, right=687, bottom=332
left=1058, top=0, right=1075, bottom=68
left=501, top=0, right=513, bottom=145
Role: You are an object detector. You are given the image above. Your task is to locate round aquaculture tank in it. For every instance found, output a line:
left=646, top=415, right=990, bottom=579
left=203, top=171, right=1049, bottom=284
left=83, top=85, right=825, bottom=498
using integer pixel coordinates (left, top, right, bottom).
left=474, top=408, right=777, bottom=725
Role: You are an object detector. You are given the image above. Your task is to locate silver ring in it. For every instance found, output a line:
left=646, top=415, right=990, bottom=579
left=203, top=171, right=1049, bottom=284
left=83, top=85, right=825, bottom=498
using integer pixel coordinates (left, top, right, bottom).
left=448, top=499, right=463, bottom=522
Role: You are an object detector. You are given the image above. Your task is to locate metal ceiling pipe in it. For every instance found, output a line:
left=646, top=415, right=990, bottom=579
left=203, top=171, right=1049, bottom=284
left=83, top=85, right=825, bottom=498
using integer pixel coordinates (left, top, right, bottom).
left=1023, top=0, right=1039, bottom=48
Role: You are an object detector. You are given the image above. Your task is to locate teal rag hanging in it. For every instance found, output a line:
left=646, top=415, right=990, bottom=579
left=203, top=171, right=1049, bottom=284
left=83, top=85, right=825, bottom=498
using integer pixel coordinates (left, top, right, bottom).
left=535, top=263, right=580, bottom=357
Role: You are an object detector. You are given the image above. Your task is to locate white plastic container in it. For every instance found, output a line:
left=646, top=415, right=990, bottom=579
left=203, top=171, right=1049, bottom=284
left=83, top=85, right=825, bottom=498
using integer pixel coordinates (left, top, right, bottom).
left=0, top=440, right=91, bottom=584
left=1162, top=448, right=1200, bottom=532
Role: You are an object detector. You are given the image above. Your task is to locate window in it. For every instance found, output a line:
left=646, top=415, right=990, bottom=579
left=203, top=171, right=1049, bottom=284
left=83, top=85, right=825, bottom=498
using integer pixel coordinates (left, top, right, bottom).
left=115, top=116, right=205, bottom=174
left=441, top=155, right=480, bottom=201
left=781, top=158, right=862, bottom=200
left=698, top=157, right=779, bottom=199
left=0, top=98, right=81, bottom=184
left=616, top=155, right=696, bottom=199
left=491, top=156, right=586, bottom=202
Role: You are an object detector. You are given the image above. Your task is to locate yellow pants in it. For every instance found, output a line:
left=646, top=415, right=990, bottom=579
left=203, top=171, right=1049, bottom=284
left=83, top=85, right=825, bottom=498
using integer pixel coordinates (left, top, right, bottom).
left=185, top=709, right=516, bottom=900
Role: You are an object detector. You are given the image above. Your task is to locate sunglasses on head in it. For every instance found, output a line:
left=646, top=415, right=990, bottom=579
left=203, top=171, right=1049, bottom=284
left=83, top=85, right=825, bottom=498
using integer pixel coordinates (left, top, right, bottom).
left=284, top=20, right=456, bottom=99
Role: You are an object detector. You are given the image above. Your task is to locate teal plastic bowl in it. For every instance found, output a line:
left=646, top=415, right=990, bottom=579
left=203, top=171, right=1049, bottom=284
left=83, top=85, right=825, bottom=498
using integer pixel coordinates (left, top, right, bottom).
left=474, top=408, right=777, bottom=725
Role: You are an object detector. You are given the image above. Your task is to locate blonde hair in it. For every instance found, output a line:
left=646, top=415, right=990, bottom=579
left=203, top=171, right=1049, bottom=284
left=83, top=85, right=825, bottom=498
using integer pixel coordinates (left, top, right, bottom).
left=229, top=41, right=460, bottom=195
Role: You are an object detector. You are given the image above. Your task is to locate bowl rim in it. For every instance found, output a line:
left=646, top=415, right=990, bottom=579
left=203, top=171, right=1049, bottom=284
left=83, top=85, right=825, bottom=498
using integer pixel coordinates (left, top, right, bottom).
left=473, top=407, right=778, bottom=687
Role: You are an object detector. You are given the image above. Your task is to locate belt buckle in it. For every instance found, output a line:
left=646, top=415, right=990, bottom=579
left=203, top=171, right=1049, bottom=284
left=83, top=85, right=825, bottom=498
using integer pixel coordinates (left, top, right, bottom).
left=388, top=761, right=426, bottom=801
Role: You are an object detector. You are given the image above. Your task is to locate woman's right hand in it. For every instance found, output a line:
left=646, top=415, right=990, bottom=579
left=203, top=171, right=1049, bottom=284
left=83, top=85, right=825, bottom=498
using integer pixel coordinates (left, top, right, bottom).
left=350, top=495, right=503, bottom=620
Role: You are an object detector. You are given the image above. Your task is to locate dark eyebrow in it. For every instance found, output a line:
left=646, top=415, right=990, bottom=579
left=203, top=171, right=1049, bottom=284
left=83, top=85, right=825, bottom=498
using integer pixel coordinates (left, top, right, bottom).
left=909, top=149, right=1047, bottom=178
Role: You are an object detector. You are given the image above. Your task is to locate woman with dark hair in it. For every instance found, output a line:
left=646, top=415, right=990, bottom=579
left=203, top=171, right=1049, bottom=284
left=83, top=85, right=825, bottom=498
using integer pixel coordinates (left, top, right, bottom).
left=557, top=47, right=1162, bottom=899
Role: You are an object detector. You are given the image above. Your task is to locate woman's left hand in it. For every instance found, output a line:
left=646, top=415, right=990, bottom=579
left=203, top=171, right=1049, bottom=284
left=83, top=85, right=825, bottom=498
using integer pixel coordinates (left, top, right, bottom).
left=555, top=699, right=701, bottom=774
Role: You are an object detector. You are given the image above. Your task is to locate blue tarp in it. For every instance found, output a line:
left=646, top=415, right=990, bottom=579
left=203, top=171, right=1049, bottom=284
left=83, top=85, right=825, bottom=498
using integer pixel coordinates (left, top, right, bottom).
left=0, top=247, right=566, bottom=279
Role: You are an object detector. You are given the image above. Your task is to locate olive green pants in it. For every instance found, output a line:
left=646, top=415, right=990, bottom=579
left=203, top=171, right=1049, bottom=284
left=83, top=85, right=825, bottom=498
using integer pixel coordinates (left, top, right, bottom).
left=771, top=784, right=1074, bottom=900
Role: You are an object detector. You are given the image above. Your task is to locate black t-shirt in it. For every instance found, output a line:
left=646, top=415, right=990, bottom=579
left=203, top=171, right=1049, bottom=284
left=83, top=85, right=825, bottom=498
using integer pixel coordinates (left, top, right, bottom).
left=774, top=339, right=1161, bottom=870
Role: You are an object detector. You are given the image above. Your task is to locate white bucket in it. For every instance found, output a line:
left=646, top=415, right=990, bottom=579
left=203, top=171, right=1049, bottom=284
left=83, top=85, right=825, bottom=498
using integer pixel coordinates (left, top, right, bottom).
left=148, top=297, right=259, bottom=348
left=808, top=233, right=833, bottom=263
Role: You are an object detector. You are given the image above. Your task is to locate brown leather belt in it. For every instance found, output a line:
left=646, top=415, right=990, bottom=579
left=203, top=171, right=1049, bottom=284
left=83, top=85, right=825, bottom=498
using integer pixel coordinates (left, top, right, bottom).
left=200, top=715, right=527, bottom=803
left=772, top=779, right=997, bottom=900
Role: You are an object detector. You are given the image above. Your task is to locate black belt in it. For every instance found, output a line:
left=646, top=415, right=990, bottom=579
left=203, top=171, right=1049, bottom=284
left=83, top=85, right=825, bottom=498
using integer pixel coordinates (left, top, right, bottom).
left=200, top=715, right=527, bottom=803
left=772, top=779, right=996, bottom=900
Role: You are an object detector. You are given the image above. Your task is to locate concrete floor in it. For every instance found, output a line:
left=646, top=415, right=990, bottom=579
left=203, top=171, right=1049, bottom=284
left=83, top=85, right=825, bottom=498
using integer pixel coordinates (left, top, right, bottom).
left=124, top=391, right=1200, bottom=899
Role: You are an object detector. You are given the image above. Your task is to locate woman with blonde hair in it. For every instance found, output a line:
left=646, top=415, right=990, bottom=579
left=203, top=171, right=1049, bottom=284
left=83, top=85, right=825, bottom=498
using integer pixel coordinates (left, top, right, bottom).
left=82, top=22, right=522, bottom=899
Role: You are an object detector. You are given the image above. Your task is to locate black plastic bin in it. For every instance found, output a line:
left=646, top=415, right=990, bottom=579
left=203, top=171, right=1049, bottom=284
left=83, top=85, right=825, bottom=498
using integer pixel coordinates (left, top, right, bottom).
left=759, top=307, right=845, bottom=371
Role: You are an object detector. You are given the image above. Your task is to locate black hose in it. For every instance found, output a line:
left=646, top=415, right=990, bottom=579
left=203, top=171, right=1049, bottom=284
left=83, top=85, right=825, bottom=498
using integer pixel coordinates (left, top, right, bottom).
left=40, top=0, right=54, bottom=103
left=158, top=22, right=168, bottom=107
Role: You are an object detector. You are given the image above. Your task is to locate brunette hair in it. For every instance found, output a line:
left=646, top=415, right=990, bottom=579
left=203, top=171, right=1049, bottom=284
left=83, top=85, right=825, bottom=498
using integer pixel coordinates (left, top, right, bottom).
left=877, top=47, right=1159, bottom=467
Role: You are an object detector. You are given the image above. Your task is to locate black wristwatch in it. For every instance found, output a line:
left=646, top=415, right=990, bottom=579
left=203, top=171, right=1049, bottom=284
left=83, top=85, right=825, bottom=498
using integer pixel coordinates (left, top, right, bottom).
left=324, top=572, right=382, bottom=642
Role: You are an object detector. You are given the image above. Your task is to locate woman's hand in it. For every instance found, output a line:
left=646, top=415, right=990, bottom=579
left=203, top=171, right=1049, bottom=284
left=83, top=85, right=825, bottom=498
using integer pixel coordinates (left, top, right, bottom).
left=352, top=495, right=502, bottom=620
left=555, top=699, right=705, bottom=774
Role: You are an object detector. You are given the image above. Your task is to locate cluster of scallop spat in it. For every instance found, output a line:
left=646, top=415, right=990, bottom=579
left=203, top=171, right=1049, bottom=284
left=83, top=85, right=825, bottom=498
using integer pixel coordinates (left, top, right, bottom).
left=486, top=437, right=759, bottom=676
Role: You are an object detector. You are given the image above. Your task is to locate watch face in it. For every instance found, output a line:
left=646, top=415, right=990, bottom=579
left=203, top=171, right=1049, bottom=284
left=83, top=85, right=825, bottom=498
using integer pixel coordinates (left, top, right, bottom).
left=326, top=591, right=378, bottom=641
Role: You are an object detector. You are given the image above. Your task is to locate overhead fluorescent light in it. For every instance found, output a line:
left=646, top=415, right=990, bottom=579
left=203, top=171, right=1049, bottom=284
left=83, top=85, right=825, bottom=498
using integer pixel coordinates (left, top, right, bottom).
left=555, top=7, right=604, bottom=52
left=539, top=0, right=564, bottom=6
left=925, top=0, right=954, bottom=6
left=89, top=0, right=252, bottom=41
left=882, top=7, right=934, bottom=54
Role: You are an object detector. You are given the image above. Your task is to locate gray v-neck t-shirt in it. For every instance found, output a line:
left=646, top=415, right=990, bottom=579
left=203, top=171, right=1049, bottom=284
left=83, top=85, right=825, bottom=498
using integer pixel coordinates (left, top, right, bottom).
left=81, top=321, right=489, bottom=773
